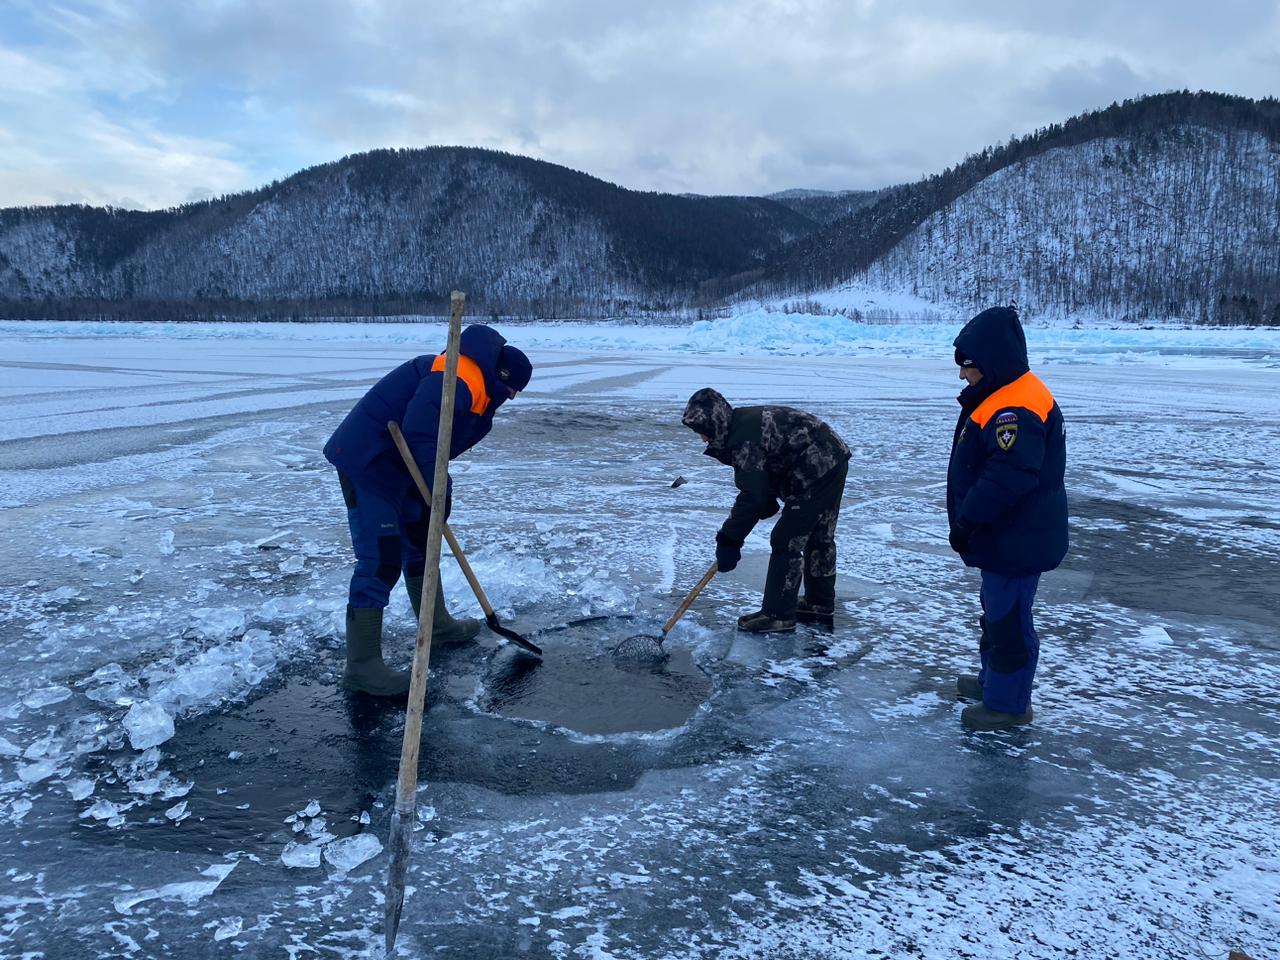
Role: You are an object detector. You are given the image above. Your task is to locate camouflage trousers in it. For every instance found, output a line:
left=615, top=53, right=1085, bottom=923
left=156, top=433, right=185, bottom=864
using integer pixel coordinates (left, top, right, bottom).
left=762, top=459, right=848, bottom=617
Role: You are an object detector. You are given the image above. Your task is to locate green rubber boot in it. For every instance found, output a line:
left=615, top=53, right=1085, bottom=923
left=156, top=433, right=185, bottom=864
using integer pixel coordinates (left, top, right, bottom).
left=956, top=674, right=983, bottom=700
left=405, top=576, right=482, bottom=645
left=342, top=606, right=410, bottom=697
left=961, top=702, right=1033, bottom=731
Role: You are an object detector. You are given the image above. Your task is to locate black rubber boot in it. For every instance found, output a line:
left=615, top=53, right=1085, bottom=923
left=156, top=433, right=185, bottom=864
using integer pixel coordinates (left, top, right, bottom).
left=405, top=576, right=482, bottom=645
left=956, top=674, right=983, bottom=700
left=342, top=606, right=410, bottom=697
left=736, top=610, right=797, bottom=633
left=961, top=702, right=1033, bottom=731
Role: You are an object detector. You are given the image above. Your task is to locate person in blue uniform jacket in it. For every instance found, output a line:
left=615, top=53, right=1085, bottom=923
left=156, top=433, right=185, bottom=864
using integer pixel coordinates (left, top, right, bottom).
left=947, top=305, right=1068, bottom=730
left=324, top=324, right=533, bottom=696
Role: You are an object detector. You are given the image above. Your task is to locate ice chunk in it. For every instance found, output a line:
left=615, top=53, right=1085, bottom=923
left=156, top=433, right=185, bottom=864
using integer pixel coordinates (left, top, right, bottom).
left=22, top=685, right=72, bottom=708
left=23, top=735, right=62, bottom=759
left=149, top=634, right=276, bottom=713
left=128, top=776, right=165, bottom=796
left=159, top=663, right=237, bottom=706
left=113, top=862, right=236, bottom=915
left=278, top=555, right=305, bottom=575
left=9, top=798, right=32, bottom=820
left=302, top=799, right=321, bottom=818
left=322, top=833, right=383, bottom=873
left=190, top=607, right=246, bottom=640
left=281, top=840, right=324, bottom=869
left=159, top=530, right=175, bottom=555
left=82, top=662, right=140, bottom=705
left=1137, top=624, right=1173, bottom=647
left=18, top=759, right=58, bottom=783
left=258, top=596, right=312, bottom=619
left=213, top=917, right=243, bottom=942
left=43, top=586, right=80, bottom=604
left=82, top=799, right=120, bottom=820
left=165, top=800, right=190, bottom=822
left=0, top=736, right=21, bottom=756
left=136, top=746, right=163, bottom=767
left=123, top=701, right=175, bottom=750
left=67, top=778, right=96, bottom=800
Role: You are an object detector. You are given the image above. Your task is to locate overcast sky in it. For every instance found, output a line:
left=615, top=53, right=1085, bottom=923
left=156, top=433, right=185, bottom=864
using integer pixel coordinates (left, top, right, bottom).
left=1, top=0, right=1277, bottom=210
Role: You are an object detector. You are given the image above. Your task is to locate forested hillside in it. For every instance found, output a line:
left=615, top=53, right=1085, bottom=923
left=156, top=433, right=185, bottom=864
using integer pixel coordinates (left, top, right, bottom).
left=0, top=148, right=815, bottom=319
left=751, top=92, right=1280, bottom=323
left=765, top=189, right=889, bottom=225
left=858, top=127, right=1280, bottom=323
left=2, top=92, right=1277, bottom=323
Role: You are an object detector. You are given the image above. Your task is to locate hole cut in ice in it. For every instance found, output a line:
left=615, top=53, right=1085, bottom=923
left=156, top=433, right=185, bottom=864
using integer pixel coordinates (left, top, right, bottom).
left=479, top=616, right=711, bottom=736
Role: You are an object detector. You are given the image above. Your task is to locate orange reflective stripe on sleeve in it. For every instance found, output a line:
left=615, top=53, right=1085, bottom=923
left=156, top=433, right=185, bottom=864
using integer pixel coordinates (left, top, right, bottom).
left=971, top=372, right=1055, bottom=427
left=430, top=354, right=490, bottom=415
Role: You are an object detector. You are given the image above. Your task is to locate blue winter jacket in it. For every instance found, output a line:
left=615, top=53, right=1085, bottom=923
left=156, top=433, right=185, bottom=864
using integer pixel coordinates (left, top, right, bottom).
left=946, top=308, right=1069, bottom=576
left=324, top=324, right=510, bottom=508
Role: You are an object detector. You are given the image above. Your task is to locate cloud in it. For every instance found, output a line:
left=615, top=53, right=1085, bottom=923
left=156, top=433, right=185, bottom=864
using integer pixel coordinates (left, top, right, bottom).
left=0, top=38, right=249, bottom=208
left=0, top=0, right=1275, bottom=208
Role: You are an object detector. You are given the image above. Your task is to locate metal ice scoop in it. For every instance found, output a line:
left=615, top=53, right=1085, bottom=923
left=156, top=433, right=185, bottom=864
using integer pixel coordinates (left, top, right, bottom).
left=613, top=561, right=718, bottom=661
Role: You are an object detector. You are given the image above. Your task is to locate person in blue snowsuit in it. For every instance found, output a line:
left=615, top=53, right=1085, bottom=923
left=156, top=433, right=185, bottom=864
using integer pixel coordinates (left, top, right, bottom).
left=324, top=324, right=533, bottom=696
left=947, top=305, right=1068, bottom=730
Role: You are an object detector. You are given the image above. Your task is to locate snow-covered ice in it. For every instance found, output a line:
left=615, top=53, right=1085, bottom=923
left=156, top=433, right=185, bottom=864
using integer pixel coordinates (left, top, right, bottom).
left=0, top=315, right=1277, bottom=958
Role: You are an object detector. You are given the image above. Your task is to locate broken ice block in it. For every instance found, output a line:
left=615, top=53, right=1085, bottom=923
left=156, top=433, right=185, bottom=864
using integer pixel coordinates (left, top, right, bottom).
left=123, top=701, right=175, bottom=750
left=322, top=833, right=382, bottom=873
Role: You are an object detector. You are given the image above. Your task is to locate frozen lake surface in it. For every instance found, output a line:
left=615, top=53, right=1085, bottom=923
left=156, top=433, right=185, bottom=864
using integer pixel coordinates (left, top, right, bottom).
left=1, top=319, right=1277, bottom=958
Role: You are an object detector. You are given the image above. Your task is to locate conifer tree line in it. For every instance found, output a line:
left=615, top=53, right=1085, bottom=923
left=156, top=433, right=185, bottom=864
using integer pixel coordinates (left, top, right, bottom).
left=1, top=91, right=1276, bottom=324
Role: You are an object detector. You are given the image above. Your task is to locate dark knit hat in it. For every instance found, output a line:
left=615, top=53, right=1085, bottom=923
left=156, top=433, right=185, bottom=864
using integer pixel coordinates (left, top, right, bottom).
left=496, top=345, right=533, bottom=392
left=954, top=348, right=978, bottom=369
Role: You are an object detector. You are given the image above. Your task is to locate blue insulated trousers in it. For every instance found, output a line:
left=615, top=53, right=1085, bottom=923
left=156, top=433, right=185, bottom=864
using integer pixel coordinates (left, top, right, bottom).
left=338, top=473, right=426, bottom=608
left=978, top=571, right=1041, bottom=715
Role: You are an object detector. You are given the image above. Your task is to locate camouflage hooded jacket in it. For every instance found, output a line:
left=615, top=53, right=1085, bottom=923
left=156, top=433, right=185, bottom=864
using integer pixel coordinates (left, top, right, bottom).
left=682, top=388, right=851, bottom=546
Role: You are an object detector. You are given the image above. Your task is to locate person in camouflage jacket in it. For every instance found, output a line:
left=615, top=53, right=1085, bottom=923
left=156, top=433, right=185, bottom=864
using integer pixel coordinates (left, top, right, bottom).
left=682, top=388, right=851, bottom=632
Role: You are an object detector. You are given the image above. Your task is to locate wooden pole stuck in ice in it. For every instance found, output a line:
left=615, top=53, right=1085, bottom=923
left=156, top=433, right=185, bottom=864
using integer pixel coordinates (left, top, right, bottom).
left=383, top=291, right=465, bottom=956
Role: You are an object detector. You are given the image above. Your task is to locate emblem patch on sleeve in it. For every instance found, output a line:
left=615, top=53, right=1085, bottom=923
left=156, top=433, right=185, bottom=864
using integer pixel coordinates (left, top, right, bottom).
left=995, top=411, right=1018, bottom=425
left=996, top=423, right=1018, bottom=451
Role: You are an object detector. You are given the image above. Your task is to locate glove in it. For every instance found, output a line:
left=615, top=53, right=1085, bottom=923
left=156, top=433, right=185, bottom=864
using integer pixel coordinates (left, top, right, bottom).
left=759, top=498, right=780, bottom=519
left=715, top=534, right=742, bottom=573
left=949, top=519, right=976, bottom=555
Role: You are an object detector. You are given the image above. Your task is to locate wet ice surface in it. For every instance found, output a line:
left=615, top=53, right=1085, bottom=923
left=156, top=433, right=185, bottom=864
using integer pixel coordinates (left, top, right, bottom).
left=1, top=323, right=1278, bottom=958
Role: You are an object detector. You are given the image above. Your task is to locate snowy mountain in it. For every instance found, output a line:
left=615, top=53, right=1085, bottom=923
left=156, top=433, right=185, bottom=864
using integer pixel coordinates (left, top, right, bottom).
left=0, top=147, right=815, bottom=319
left=2, top=92, right=1277, bottom=323
left=764, top=188, right=890, bottom=225
left=752, top=92, right=1280, bottom=323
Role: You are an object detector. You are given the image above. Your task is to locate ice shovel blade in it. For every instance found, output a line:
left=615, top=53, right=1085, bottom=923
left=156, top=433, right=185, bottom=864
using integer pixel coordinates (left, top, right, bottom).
left=486, top=612, right=542, bottom=655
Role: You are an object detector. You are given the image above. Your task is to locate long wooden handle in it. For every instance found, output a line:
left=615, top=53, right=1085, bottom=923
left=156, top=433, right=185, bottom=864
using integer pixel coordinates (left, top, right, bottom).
left=387, top=421, right=497, bottom=620
left=441, top=525, right=496, bottom=619
left=393, top=292, right=464, bottom=816
left=662, top=560, right=718, bottom=636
